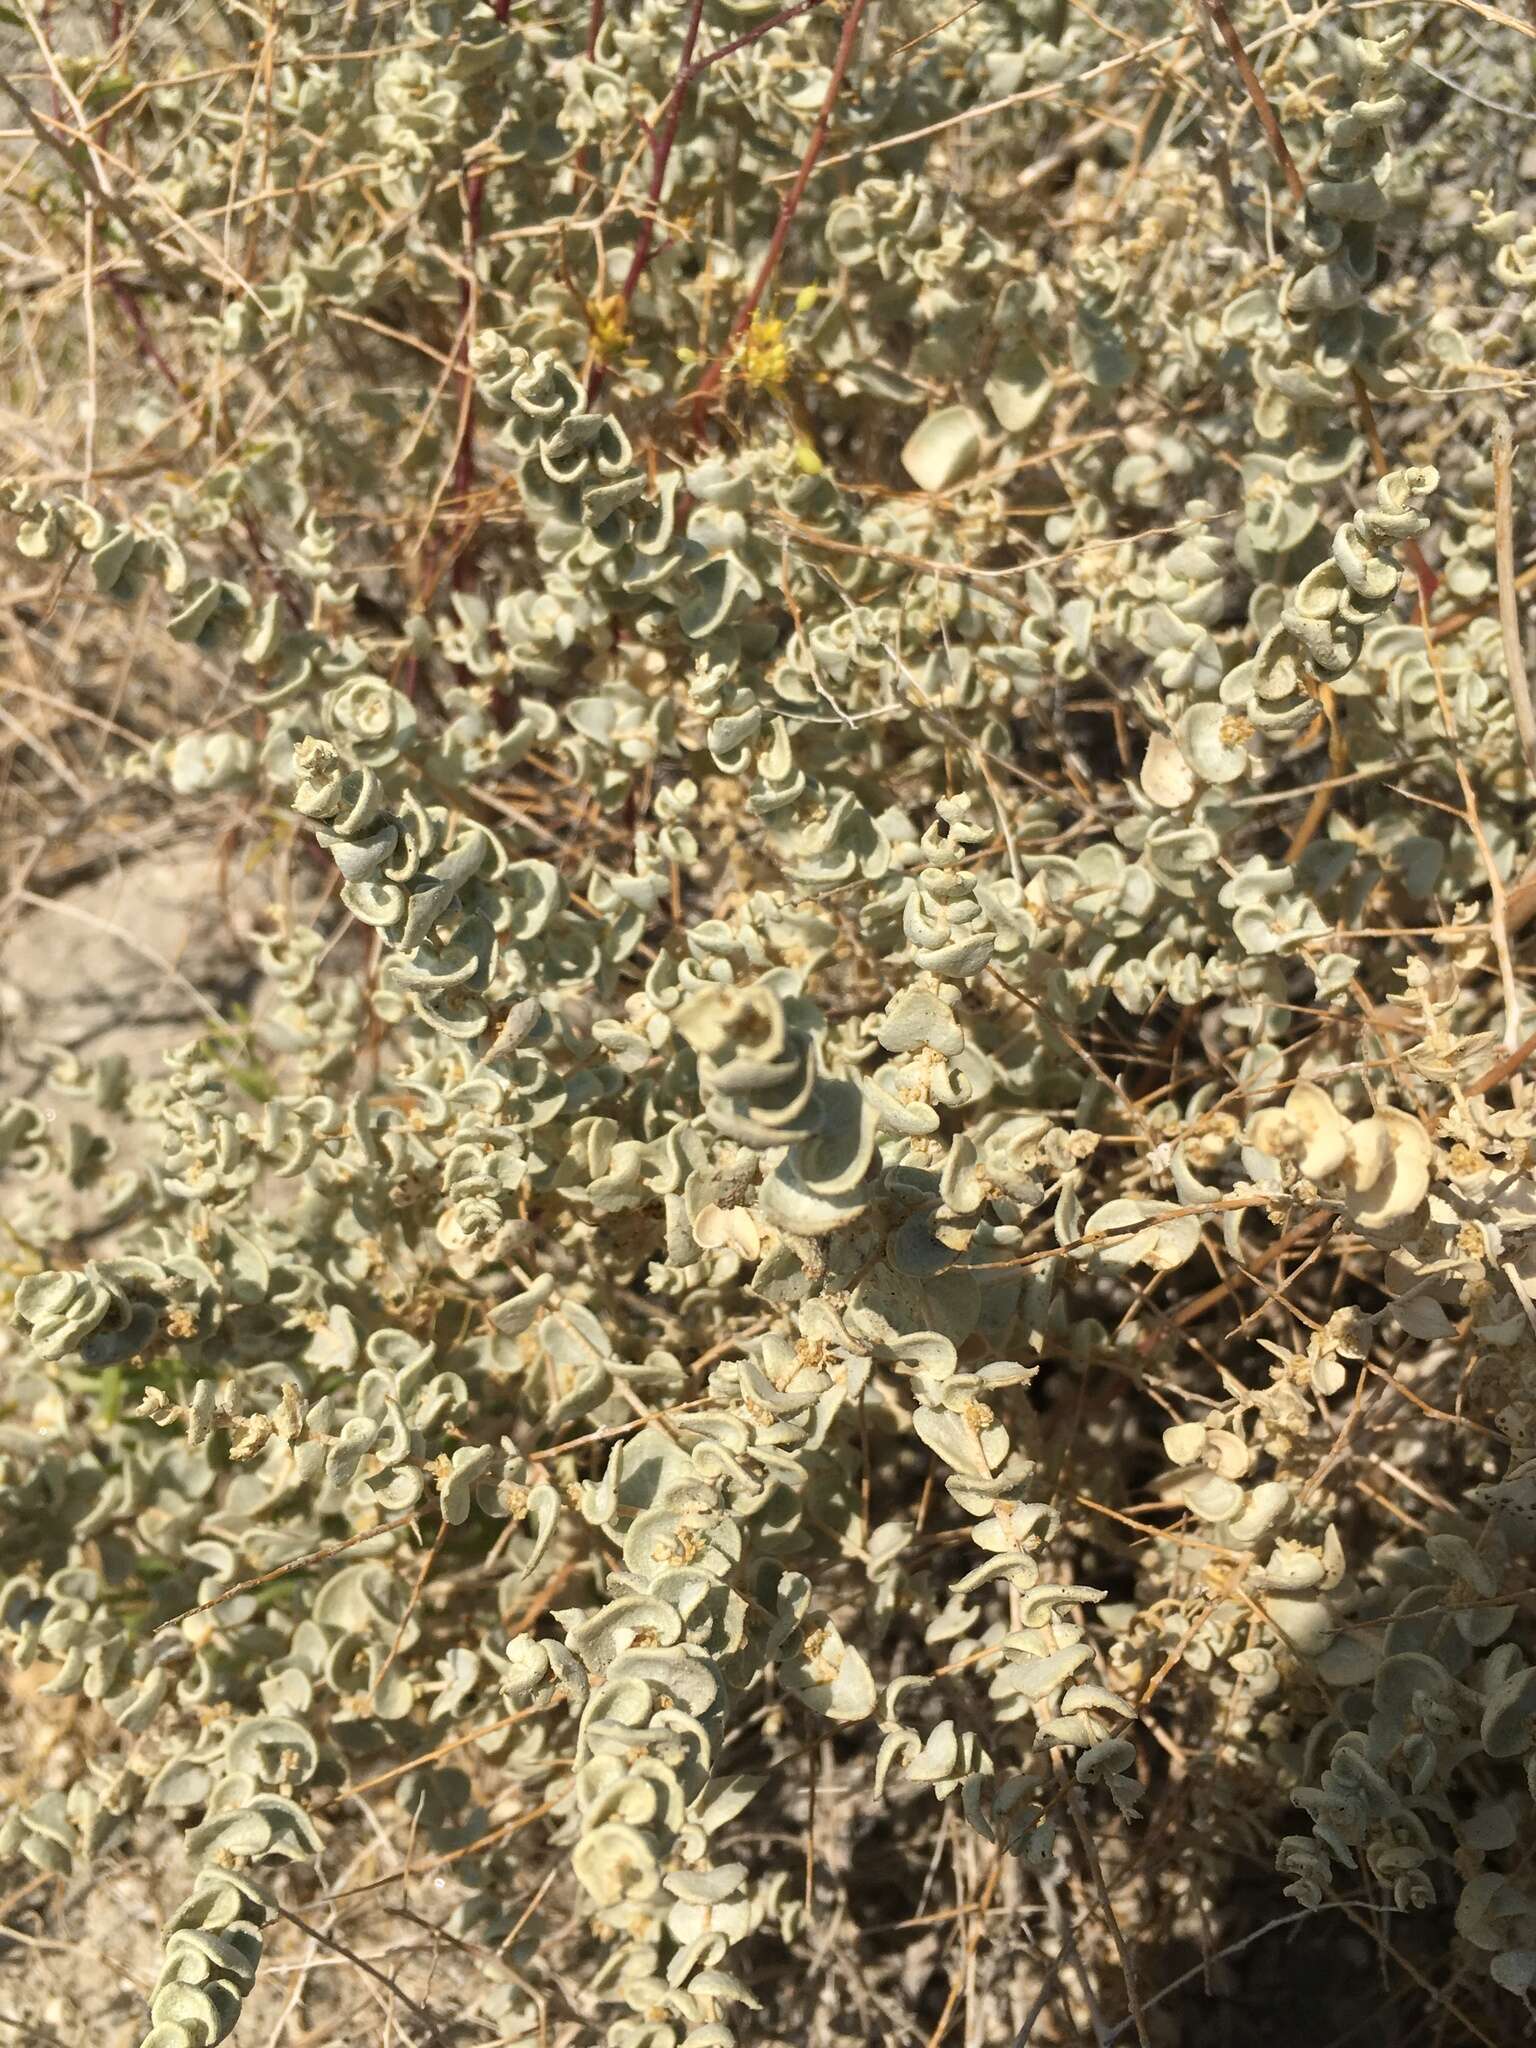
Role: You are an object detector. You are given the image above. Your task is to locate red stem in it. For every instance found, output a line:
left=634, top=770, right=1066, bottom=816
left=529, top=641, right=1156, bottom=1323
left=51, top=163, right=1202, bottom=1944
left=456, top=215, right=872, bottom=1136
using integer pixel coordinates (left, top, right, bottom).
left=585, top=0, right=707, bottom=402
left=1201, top=0, right=1304, bottom=203
left=691, top=0, right=870, bottom=420
left=587, top=0, right=830, bottom=402
left=98, top=269, right=306, bottom=621
left=108, top=275, right=177, bottom=393
left=695, top=0, right=830, bottom=76
left=616, top=0, right=707, bottom=302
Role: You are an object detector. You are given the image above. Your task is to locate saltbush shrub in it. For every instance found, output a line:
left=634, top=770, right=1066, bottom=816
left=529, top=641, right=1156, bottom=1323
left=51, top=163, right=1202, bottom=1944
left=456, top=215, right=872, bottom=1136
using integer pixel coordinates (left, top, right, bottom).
left=3, top=2, right=1536, bottom=2042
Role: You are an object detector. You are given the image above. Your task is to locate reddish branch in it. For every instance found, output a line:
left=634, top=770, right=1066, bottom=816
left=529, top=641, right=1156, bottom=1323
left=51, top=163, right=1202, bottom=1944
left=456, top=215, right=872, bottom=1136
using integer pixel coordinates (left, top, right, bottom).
left=108, top=274, right=178, bottom=393
left=587, top=0, right=832, bottom=402
left=691, top=0, right=834, bottom=91
left=1202, top=0, right=1305, bottom=203
left=585, top=0, right=706, bottom=403
left=690, top=0, right=871, bottom=422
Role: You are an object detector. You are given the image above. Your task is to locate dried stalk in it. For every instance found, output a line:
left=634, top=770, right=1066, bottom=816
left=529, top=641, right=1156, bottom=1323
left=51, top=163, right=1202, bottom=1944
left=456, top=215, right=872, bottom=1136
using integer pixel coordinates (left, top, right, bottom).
left=1493, top=414, right=1536, bottom=779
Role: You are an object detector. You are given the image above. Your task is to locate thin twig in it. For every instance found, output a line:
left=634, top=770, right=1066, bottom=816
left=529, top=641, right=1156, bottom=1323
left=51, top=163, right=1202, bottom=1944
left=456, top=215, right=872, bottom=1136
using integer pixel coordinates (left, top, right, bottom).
left=691, top=0, right=873, bottom=417
left=589, top=0, right=706, bottom=397
left=1201, top=0, right=1439, bottom=609
left=1059, top=1762, right=1151, bottom=2048
left=1102, top=1903, right=1388, bottom=2043
left=1200, top=0, right=1304, bottom=200
left=589, top=0, right=830, bottom=400
left=366, top=1516, right=448, bottom=1711
left=316, top=1796, right=565, bottom=1903
left=325, top=1706, right=547, bottom=1809
left=1493, top=414, right=1536, bottom=779
left=154, top=1506, right=423, bottom=1633
left=9, top=886, right=242, bottom=1044
left=262, top=1900, right=453, bottom=2031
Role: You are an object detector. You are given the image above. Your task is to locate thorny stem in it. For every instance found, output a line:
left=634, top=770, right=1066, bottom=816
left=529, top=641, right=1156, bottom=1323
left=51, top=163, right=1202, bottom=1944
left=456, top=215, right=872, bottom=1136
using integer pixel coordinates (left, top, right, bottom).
left=691, top=0, right=873, bottom=421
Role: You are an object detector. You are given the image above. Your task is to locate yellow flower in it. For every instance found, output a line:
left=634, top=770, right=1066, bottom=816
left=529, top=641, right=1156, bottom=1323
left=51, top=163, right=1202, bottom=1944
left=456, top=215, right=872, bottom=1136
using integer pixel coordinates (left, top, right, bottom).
left=585, top=293, right=630, bottom=362
left=734, top=313, right=793, bottom=397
